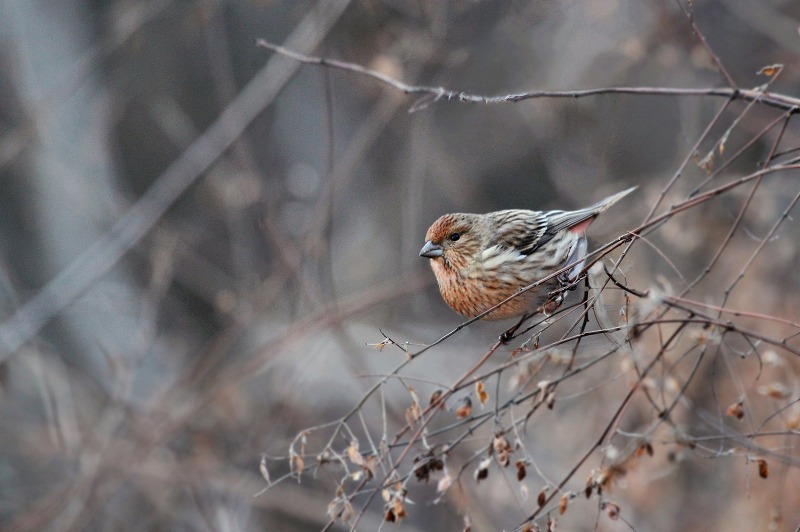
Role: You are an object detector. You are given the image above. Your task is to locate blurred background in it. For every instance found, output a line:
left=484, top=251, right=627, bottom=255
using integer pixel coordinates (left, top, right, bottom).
left=1, top=0, right=799, bottom=530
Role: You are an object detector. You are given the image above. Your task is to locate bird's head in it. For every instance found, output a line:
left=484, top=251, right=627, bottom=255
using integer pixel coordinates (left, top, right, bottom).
left=419, top=213, right=481, bottom=271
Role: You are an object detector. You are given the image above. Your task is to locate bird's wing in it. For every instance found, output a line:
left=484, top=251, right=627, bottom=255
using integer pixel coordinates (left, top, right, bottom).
left=485, top=210, right=554, bottom=256
left=483, top=188, right=635, bottom=257
left=537, top=208, right=599, bottom=236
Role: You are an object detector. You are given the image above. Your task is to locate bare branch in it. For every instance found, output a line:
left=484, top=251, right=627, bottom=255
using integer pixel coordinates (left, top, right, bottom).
left=256, top=39, right=800, bottom=112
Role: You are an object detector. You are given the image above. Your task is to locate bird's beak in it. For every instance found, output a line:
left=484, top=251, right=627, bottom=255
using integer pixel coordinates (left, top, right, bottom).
left=419, top=240, right=444, bottom=258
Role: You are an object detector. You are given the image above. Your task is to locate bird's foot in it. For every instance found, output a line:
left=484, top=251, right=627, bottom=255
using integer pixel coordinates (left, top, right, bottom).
left=499, top=329, right=515, bottom=344
left=556, top=272, right=581, bottom=292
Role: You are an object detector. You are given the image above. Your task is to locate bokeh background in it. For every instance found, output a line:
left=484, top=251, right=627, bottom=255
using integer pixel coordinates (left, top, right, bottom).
left=1, top=1, right=799, bottom=530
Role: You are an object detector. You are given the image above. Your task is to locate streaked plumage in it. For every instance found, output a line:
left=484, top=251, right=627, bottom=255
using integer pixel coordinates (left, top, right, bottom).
left=419, top=187, right=636, bottom=320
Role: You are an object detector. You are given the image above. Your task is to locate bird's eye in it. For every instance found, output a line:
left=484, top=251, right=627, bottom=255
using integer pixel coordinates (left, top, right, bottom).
left=449, top=233, right=460, bottom=242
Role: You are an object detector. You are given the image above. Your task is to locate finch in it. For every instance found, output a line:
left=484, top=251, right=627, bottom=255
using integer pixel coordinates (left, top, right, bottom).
left=419, top=187, right=636, bottom=320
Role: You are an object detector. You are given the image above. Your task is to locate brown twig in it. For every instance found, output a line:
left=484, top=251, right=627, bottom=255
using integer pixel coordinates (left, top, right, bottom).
left=256, top=39, right=800, bottom=112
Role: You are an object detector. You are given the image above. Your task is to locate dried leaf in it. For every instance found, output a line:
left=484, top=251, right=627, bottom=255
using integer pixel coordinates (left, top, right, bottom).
left=537, top=489, right=546, bottom=507
left=664, top=376, right=680, bottom=394
left=317, top=450, right=331, bottom=465
left=406, top=387, right=422, bottom=425
left=758, top=383, right=791, bottom=399
left=546, top=391, right=556, bottom=410
left=516, top=460, right=527, bottom=481
left=757, top=458, right=769, bottom=479
left=718, top=130, right=729, bottom=156
left=635, top=441, right=654, bottom=457
left=475, top=457, right=491, bottom=482
left=341, top=501, right=354, bottom=524
left=429, top=389, right=445, bottom=410
left=259, top=455, right=271, bottom=484
left=602, top=501, right=621, bottom=520
left=393, top=497, right=406, bottom=520
left=558, top=493, right=569, bottom=515
left=408, top=385, right=420, bottom=404
left=493, top=435, right=511, bottom=454
left=455, top=397, right=472, bottom=419
left=291, top=453, right=304, bottom=481
left=413, top=452, right=444, bottom=483
left=596, top=467, right=613, bottom=491
left=762, top=350, right=783, bottom=366
left=757, top=63, right=783, bottom=77
left=584, top=474, right=594, bottom=498
left=496, top=451, right=510, bottom=468
left=363, top=455, right=377, bottom=480
left=406, top=406, right=420, bottom=426
left=476, top=380, right=489, bottom=406
left=726, top=400, right=744, bottom=420
left=328, top=498, right=355, bottom=524
left=697, top=151, right=714, bottom=174
left=493, top=435, right=513, bottom=468
left=690, top=326, right=721, bottom=346
left=537, top=380, right=550, bottom=395
left=347, top=443, right=364, bottom=467
left=367, top=337, right=391, bottom=351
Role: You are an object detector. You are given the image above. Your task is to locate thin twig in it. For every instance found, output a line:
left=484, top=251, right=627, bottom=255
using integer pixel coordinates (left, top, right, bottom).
left=256, top=39, right=800, bottom=111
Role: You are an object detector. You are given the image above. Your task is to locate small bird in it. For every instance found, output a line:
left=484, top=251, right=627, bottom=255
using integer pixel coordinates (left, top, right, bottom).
left=419, top=187, right=635, bottom=320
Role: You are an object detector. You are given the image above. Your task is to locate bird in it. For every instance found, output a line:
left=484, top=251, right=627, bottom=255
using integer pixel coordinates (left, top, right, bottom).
left=419, top=187, right=635, bottom=321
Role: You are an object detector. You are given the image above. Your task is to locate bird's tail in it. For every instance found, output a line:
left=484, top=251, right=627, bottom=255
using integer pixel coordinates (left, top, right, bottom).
left=587, top=186, right=638, bottom=214
left=547, top=186, right=637, bottom=235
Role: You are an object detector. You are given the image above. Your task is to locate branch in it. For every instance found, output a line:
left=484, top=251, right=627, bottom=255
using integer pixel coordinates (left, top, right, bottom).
left=256, top=40, right=800, bottom=112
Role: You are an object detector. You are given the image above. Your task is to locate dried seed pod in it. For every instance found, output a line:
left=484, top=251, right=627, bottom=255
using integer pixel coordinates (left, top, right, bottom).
left=584, top=474, right=593, bottom=499
left=757, top=459, right=769, bottom=479
left=455, top=397, right=472, bottom=419
left=429, top=389, right=445, bottom=410
left=537, top=488, right=547, bottom=507
left=516, top=460, right=527, bottom=481
left=602, top=501, right=621, bottom=520
left=558, top=493, right=569, bottom=515
left=726, top=400, right=744, bottom=420
left=476, top=380, right=489, bottom=405
left=475, top=458, right=491, bottom=482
